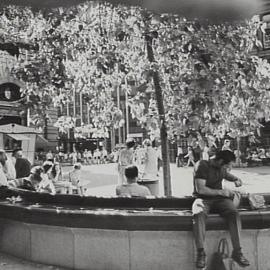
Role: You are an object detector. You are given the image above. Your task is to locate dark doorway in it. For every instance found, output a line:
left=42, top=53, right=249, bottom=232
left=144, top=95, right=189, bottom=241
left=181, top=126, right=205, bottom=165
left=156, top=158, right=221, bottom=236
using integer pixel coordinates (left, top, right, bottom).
left=0, top=116, right=21, bottom=125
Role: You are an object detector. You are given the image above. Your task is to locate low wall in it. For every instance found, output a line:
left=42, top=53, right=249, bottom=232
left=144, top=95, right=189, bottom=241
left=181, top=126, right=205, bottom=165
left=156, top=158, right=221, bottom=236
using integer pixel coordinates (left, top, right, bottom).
left=0, top=201, right=269, bottom=270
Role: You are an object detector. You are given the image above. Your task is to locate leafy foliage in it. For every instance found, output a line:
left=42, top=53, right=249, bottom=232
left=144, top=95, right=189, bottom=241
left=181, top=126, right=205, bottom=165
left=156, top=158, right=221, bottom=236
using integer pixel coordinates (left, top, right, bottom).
left=1, top=3, right=270, bottom=140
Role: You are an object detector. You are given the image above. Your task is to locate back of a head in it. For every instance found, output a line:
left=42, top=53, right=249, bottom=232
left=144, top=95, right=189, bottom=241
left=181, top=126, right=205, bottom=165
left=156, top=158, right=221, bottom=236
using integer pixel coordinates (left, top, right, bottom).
left=73, top=163, right=81, bottom=170
left=125, top=165, right=138, bottom=181
left=0, top=149, right=7, bottom=165
left=42, top=161, right=53, bottom=173
left=215, top=150, right=236, bottom=165
left=12, top=148, right=23, bottom=158
left=30, top=166, right=43, bottom=183
left=126, top=138, right=135, bottom=149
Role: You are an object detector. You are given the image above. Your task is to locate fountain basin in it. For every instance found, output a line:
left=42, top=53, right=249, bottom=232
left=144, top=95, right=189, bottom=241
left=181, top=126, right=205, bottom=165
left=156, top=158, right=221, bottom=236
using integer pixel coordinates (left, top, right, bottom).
left=0, top=187, right=269, bottom=270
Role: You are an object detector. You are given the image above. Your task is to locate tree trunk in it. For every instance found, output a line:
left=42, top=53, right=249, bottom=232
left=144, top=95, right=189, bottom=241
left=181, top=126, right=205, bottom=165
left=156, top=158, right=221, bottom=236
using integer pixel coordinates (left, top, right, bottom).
left=145, top=33, right=172, bottom=196
left=236, top=136, right=241, bottom=167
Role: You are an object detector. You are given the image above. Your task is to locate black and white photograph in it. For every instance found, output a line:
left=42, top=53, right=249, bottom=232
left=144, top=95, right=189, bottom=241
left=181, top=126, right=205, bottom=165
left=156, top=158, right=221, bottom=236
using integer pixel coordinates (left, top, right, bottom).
left=0, top=0, right=270, bottom=269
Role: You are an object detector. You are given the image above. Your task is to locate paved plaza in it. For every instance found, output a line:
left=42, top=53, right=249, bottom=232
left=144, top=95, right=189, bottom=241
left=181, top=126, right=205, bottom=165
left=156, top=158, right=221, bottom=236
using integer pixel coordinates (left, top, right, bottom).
left=63, top=163, right=270, bottom=197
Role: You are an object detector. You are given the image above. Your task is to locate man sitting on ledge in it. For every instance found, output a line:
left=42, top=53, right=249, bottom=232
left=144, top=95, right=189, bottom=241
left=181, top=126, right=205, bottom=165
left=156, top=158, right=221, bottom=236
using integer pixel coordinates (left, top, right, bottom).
left=116, top=165, right=151, bottom=198
left=192, top=150, right=250, bottom=268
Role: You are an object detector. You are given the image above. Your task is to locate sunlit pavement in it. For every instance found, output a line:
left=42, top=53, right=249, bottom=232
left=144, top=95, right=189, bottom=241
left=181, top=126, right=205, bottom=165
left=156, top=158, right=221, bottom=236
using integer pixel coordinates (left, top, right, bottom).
left=63, top=163, right=270, bottom=197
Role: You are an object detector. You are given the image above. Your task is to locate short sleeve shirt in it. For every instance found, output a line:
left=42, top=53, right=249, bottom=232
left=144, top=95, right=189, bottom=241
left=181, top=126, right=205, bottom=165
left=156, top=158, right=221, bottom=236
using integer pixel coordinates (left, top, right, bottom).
left=116, top=183, right=151, bottom=197
left=193, top=160, right=237, bottom=198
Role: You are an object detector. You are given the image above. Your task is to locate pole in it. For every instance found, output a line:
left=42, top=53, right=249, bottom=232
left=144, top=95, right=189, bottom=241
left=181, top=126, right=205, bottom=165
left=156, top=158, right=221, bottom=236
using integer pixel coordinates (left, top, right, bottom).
left=117, top=85, right=122, bottom=144
left=80, top=91, right=83, bottom=125
left=125, top=76, right=129, bottom=138
left=67, top=101, right=71, bottom=152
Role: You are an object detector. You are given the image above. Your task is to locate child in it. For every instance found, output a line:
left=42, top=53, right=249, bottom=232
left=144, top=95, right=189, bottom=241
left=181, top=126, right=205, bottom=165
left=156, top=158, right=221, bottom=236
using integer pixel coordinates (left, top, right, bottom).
left=68, top=163, right=84, bottom=196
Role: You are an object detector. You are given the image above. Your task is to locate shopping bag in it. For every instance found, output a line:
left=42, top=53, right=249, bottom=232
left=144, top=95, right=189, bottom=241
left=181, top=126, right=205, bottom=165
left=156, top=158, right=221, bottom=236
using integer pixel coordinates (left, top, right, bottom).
left=208, top=238, right=234, bottom=270
left=248, top=194, right=265, bottom=210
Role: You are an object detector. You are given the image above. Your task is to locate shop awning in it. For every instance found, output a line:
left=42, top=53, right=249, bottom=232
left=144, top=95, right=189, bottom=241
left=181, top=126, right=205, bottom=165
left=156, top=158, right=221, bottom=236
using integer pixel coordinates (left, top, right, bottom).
left=8, top=134, right=30, bottom=141
left=36, top=135, right=49, bottom=144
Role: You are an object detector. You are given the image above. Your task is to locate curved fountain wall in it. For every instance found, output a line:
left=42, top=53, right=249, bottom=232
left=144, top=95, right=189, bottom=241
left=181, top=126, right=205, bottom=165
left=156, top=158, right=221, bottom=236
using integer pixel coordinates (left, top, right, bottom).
left=0, top=188, right=269, bottom=270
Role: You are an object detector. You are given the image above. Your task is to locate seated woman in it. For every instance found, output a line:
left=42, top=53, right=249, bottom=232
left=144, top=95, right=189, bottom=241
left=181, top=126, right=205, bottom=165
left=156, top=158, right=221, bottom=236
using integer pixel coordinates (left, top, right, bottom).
left=66, top=163, right=84, bottom=196
left=116, top=165, right=151, bottom=198
left=51, top=162, right=73, bottom=194
left=38, top=161, right=56, bottom=194
left=9, top=166, right=43, bottom=191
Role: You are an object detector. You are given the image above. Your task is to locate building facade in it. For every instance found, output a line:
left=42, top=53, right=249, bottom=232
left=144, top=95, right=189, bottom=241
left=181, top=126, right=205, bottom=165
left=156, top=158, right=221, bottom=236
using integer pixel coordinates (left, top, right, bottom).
left=0, top=46, right=58, bottom=152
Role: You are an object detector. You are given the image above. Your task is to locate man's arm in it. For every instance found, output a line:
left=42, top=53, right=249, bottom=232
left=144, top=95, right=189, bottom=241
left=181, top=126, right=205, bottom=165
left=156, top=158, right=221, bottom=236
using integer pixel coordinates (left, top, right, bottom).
left=195, top=178, right=234, bottom=198
left=224, top=170, right=243, bottom=187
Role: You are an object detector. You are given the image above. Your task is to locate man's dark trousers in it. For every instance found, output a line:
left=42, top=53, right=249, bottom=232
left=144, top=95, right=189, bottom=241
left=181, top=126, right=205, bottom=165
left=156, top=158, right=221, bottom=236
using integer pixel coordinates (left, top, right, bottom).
left=193, top=198, right=241, bottom=252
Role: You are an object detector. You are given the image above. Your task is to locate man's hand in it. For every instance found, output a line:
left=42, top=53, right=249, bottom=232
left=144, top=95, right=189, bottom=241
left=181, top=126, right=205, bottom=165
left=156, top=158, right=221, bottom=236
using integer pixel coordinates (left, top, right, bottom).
left=234, top=179, right=243, bottom=187
left=220, top=189, right=235, bottom=198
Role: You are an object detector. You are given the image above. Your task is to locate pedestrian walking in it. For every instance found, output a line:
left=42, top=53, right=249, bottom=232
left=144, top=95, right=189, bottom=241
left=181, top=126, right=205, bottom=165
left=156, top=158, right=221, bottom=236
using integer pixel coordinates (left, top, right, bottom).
left=117, top=138, right=135, bottom=184
left=176, top=145, right=184, bottom=167
left=138, top=139, right=159, bottom=196
left=184, top=146, right=195, bottom=167
left=202, top=144, right=209, bottom=161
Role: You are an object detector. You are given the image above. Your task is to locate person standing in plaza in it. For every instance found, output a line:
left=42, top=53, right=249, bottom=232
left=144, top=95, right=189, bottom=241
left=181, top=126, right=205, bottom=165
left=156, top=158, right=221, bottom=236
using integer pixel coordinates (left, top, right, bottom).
left=71, top=151, right=77, bottom=165
left=184, top=146, right=195, bottom=167
left=0, top=149, right=16, bottom=181
left=192, top=150, right=250, bottom=268
left=222, top=139, right=232, bottom=151
left=193, top=141, right=202, bottom=162
left=0, top=150, right=9, bottom=186
left=67, top=163, right=84, bottom=196
left=134, top=145, right=145, bottom=178
left=12, top=148, right=31, bottom=179
left=176, top=145, right=184, bottom=167
left=86, top=150, right=93, bottom=165
left=101, top=147, right=108, bottom=164
left=51, top=162, right=73, bottom=194
left=139, top=139, right=159, bottom=196
left=46, top=150, right=54, bottom=162
left=117, top=138, right=135, bottom=184
left=202, top=143, right=209, bottom=161
left=83, top=149, right=88, bottom=165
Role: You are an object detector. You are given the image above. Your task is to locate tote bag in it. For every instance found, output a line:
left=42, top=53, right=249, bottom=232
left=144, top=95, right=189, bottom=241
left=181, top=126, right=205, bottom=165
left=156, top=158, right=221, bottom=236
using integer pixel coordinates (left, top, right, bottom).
left=209, top=238, right=235, bottom=270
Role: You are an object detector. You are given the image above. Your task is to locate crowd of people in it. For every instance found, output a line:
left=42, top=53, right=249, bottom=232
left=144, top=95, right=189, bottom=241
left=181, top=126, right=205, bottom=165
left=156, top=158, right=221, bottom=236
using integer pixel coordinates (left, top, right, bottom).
left=176, top=136, right=270, bottom=168
left=116, top=138, right=162, bottom=197
left=0, top=148, right=85, bottom=196
left=35, top=148, right=109, bottom=165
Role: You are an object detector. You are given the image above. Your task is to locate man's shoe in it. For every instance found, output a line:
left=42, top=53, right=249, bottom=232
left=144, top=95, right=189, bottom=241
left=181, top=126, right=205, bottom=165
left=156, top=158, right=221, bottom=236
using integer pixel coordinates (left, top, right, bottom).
left=232, top=251, right=250, bottom=267
left=196, top=250, right=206, bottom=268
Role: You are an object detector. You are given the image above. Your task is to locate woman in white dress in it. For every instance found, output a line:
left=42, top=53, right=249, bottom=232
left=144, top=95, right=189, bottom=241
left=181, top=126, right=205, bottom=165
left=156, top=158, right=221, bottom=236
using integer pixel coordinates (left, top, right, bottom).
left=117, top=139, right=135, bottom=184
left=139, top=139, right=159, bottom=196
left=202, top=144, right=209, bottom=161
